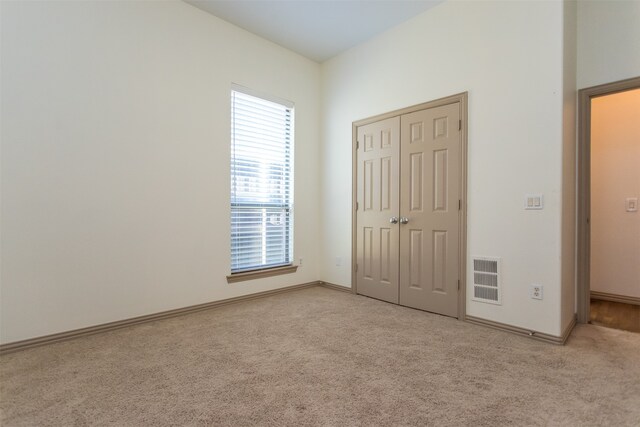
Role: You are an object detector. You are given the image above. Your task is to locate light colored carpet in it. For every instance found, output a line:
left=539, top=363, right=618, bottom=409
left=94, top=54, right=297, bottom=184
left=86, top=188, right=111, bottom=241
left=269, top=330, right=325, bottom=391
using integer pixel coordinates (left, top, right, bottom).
left=1, top=286, right=639, bottom=426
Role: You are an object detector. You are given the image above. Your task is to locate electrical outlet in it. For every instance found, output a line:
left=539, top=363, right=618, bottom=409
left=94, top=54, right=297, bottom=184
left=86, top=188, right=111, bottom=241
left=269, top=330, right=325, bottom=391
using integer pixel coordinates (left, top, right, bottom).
left=299, top=257, right=303, bottom=266
left=335, top=256, right=342, bottom=266
left=530, top=284, right=543, bottom=300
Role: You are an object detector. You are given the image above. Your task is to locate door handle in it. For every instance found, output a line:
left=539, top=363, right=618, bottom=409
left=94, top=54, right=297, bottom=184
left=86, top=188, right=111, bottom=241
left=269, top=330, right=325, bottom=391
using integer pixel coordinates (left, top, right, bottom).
left=389, top=217, right=399, bottom=224
left=399, top=217, right=409, bottom=224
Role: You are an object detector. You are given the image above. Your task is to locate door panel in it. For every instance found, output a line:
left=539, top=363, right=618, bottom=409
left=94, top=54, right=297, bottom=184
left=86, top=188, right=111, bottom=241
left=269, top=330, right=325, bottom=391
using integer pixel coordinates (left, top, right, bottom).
left=410, top=152, right=424, bottom=211
left=356, top=117, right=400, bottom=303
left=399, top=103, right=460, bottom=317
left=409, top=229, right=423, bottom=289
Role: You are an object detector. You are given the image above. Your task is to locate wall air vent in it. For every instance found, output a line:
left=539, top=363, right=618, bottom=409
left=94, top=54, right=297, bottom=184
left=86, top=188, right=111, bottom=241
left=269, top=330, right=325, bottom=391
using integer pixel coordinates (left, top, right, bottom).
left=471, top=257, right=502, bottom=305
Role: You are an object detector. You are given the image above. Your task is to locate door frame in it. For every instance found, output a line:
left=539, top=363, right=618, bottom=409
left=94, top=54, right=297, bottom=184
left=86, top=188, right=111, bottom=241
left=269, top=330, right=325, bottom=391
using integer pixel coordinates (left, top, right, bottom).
left=576, top=76, right=640, bottom=324
left=351, top=92, right=468, bottom=320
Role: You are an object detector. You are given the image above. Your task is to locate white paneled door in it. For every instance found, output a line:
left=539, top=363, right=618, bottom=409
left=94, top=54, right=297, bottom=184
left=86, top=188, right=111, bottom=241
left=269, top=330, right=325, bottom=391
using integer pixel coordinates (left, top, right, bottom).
left=356, top=102, right=461, bottom=318
left=356, top=117, right=401, bottom=304
left=398, top=103, right=461, bottom=317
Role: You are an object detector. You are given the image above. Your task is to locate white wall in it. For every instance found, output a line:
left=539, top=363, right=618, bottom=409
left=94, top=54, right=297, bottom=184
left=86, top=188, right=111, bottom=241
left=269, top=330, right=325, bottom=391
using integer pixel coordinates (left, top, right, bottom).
left=320, top=0, right=569, bottom=335
left=0, top=0, right=321, bottom=344
left=577, top=0, right=640, bottom=89
left=561, top=0, right=577, bottom=333
left=590, top=89, right=640, bottom=298
left=8, top=0, right=635, bottom=344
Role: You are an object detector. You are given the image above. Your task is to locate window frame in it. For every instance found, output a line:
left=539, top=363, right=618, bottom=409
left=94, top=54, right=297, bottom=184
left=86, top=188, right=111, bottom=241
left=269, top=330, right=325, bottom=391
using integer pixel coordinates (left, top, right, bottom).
left=226, top=84, right=297, bottom=282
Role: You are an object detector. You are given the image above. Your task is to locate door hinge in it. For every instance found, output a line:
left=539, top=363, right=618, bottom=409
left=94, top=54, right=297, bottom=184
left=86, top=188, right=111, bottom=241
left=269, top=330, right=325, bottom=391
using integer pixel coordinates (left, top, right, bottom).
left=356, top=140, right=360, bottom=150
left=457, top=279, right=460, bottom=290
left=356, top=202, right=359, bottom=210
left=459, top=120, right=462, bottom=131
left=355, top=264, right=358, bottom=272
left=458, top=199, right=462, bottom=211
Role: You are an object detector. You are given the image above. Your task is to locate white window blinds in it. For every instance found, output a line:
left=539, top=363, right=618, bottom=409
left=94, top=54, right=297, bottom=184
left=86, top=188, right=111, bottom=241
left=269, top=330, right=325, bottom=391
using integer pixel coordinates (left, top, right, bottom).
left=230, top=87, right=294, bottom=273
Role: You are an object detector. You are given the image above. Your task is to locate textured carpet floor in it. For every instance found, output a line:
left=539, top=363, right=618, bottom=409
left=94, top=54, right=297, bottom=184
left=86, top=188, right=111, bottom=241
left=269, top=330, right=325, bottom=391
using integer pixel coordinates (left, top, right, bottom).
left=1, top=286, right=639, bottom=426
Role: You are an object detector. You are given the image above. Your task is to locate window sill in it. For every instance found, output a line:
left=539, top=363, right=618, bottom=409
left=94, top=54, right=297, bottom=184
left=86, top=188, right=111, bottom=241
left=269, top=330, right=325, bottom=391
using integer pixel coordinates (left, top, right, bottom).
left=226, top=265, right=298, bottom=283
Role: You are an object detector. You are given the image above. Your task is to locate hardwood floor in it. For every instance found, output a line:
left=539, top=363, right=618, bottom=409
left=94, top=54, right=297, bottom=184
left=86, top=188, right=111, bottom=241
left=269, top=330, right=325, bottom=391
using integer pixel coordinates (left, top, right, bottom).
left=590, top=299, right=640, bottom=333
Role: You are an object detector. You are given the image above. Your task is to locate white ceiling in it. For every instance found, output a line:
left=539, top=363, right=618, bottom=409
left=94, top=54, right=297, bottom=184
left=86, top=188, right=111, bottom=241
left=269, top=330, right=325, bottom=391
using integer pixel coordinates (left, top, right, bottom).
left=184, top=0, right=444, bottom=63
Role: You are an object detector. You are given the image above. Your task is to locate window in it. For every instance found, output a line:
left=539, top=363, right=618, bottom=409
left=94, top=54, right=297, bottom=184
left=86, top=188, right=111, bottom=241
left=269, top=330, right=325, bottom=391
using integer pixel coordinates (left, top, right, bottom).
left=229, top=86, right=294, bottom=277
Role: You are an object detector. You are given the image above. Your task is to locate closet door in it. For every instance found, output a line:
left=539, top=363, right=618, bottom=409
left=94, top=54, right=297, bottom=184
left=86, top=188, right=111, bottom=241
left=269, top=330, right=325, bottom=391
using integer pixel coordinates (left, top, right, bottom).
left=399, top=103, right=461, bottom=317
left=356, top=117, right=400, bottom=303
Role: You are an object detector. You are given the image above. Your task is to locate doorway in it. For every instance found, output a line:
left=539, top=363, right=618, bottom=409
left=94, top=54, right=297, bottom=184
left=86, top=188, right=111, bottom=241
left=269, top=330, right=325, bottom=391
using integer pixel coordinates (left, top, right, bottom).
left=351, top=93, right=468, bottom=319
left=577, top=77, right=640, bottom=329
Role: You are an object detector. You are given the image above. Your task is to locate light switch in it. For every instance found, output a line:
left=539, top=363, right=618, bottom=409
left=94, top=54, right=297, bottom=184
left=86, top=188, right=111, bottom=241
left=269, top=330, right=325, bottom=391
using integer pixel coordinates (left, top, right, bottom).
left=525, top=194, right=544, bottom=210
left=626, top=197, right=638, bottom=212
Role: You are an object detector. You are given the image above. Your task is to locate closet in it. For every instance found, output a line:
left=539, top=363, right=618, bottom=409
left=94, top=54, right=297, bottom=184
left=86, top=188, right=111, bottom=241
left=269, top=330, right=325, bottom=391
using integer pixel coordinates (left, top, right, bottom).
left=354, top=96, right=466, bottom=318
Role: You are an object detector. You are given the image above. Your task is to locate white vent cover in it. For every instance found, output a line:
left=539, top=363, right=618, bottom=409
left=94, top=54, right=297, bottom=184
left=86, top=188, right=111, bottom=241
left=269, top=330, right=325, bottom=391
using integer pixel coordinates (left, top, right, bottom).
left=471, top=256, right=502, bottom=305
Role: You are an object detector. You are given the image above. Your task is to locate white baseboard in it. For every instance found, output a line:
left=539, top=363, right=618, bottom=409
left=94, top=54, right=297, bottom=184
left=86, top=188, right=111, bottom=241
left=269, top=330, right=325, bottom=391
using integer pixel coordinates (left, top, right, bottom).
left=591, top=291, right=640, bottom=306
left=0, top=281, right=323, bottom=355
left=465, top=315, right=576, bottom=345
